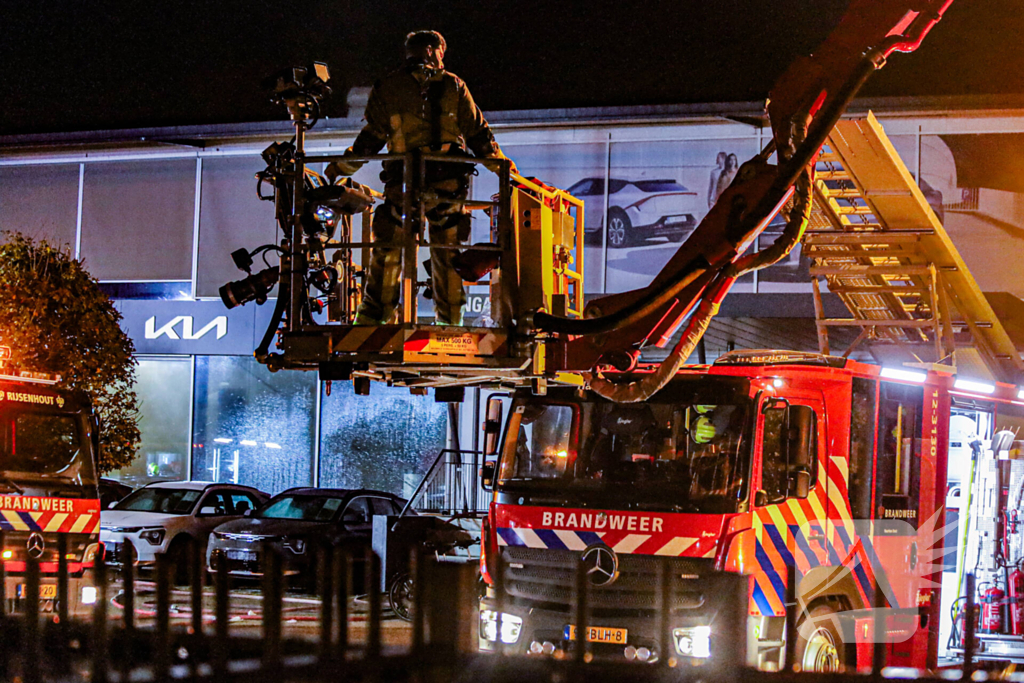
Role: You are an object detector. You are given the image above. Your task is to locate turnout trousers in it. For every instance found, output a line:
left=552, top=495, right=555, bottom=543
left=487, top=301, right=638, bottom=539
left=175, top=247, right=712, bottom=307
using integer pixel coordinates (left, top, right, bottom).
left=356, top=172, right=470, bottom=326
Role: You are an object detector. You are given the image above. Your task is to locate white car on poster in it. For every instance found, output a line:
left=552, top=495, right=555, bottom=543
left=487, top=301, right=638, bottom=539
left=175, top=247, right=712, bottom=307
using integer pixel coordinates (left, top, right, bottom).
left=568, top=177, right=703, bottom=248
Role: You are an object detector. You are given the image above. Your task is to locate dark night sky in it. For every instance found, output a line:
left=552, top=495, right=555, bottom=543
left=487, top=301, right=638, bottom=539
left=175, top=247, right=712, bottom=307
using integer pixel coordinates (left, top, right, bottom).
left=3, top=0, right=1024, bottom=136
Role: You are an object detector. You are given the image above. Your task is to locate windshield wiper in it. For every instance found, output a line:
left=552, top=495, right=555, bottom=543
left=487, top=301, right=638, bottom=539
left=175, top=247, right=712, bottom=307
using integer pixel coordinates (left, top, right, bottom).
left=632, top=501, right=700, bottom=513
left=0, top=476, right=25, bottom=494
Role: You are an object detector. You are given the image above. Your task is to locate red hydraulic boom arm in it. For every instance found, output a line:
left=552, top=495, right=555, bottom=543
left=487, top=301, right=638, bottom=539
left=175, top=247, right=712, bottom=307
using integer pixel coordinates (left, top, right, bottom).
left=529, top=0, right=956, bottom=402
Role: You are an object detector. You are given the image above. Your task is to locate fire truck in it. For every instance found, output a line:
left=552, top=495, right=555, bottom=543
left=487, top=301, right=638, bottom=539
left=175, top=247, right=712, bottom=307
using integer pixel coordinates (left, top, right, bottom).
left=477, top=351, right=1024, bottom=669
left=0, top=365, right=102, bottom=615
left=221, top=0, right=1012, bottom=672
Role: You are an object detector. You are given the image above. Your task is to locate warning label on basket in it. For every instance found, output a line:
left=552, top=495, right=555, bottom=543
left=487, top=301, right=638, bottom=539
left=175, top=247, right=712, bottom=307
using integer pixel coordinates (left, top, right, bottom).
left=404, top=331, right=481, bottom=355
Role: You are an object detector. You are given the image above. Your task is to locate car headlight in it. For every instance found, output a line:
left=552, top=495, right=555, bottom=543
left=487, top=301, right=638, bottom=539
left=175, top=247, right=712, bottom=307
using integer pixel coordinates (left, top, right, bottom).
left=480, top=609, right=522, bottom=644
left=139, top=528, right=166, bottom=546
left=81, top=586, right=98, bottom=605
left=673, top=626, right=711, bottom=658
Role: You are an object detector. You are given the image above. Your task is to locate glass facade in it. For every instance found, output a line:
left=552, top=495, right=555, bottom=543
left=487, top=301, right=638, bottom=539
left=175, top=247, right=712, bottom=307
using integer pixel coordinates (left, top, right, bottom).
left=110, top=358, right=193, bottom=488
left=192, top=356, right=317, bottom=494
left=318, top=381, right=448, bottom=497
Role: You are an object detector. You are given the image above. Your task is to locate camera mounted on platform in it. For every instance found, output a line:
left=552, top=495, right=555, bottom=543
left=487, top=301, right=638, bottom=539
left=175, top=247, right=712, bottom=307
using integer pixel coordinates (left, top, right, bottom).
left=264, top=62, right=332, bottom=124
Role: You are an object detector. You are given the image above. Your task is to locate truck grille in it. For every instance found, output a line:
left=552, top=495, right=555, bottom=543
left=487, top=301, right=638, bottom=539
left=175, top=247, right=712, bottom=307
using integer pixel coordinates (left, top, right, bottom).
left=499, top=546, right=710, bottom=615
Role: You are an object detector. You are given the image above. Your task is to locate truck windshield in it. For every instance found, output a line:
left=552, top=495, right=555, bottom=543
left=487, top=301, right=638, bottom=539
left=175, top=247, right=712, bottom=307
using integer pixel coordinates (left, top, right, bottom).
left=498, top=381, right=753, bottom=513
left=0, top=408, right=96, bottom=487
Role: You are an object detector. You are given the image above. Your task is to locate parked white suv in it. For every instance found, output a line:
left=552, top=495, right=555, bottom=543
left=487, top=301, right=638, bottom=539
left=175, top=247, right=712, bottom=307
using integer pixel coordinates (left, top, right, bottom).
left=100, top=481, right=268, bottom=575
left=569, top=177, right=702, bottom=248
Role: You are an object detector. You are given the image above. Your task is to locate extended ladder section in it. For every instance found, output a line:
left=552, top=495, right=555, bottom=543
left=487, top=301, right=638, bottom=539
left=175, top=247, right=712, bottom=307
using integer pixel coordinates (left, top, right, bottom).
left=805, top=113, right=1024, bottom=384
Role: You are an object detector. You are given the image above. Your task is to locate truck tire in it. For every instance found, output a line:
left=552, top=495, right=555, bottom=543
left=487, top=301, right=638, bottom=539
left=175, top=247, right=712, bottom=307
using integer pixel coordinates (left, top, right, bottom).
left=794, top=604, right=847, bottom=673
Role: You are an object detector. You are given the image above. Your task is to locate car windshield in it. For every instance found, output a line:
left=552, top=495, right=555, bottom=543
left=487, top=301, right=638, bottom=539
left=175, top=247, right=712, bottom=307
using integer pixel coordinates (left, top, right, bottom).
left=0, top=407, right=96, bottom=486
left=567, top=179, right=603, bottom=196
left=256, top=495, right=344, bottom=521
left=497, top=378, right=753, bottom=514
left=633, top=180, right=688, bottom=193
left=116, top=488, right=202, bottom=514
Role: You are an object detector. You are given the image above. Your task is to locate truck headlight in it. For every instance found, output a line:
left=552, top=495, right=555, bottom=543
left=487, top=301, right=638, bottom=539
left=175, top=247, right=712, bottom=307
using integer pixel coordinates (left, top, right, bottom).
left=81, top=586, right=98, bottom=605
left=139, top=528, right=166, bottom=546
left=673, top=626, right=711, bottom=658
left=480, top=609, right=523, bottom=644
left=83, top=544, right=101, bottom=563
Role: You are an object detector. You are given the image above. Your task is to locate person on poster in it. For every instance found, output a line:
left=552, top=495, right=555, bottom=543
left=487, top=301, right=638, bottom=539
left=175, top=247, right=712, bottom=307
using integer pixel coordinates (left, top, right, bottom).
left=326, top=30, right=516, bottom=326
left=712, top=153, right=740, bottom=206
left=708, top=151, right=727, bottom=208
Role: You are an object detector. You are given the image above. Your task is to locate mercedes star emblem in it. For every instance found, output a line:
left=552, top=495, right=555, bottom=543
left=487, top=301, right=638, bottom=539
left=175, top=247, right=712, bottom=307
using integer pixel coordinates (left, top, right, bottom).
left=581, top=544, right=619, bottom=586
left=26, top=532, right=46, bottom=559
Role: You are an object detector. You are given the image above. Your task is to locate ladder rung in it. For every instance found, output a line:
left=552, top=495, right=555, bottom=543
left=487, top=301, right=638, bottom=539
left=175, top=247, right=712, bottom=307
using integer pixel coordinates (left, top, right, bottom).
left=830, top=286, right=929, bottom=294
left=818, top=318, right=937, bottom=328
left=810, top=265, right=932, bottom=276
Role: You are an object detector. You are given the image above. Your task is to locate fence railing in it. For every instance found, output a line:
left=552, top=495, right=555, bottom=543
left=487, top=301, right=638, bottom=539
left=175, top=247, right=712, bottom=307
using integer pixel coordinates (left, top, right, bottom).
left=401, top=448, right=488, bottom=516
left=0, top=526, right=990, bottom=683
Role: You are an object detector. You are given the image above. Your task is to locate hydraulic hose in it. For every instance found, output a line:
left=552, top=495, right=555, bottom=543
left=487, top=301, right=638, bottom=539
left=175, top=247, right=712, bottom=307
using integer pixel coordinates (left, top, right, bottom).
left=530, top=50, right=880, bottom=340
left=727, top=136, right=814, bottom=279
left=581, top=50, right=881, bottom=403
left=588, top=273, right=736, bottom=403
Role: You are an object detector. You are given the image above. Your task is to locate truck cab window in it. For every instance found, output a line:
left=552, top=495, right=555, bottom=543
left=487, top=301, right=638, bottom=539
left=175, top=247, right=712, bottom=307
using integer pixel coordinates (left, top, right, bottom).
left=759, top=404, right=818, bottom=504
left=761, top=408, right=788, bottom=503
left=503, top=404, right=573, bottom=480
left=849, top=377, right=877, bottom=520
left=875, top=382, right=923, bottom=529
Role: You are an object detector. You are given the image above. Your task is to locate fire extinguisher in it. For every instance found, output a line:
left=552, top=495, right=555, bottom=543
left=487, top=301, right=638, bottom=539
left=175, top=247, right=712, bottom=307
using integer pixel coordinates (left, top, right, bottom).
left=1009, top=565, right=1024, bottom=635
left=981, top=585, right=1006, bottom=634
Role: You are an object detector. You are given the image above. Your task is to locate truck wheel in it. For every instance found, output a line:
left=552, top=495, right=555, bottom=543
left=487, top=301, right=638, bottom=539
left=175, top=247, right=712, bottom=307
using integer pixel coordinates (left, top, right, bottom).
left=794, top=604, right=846, bottom=672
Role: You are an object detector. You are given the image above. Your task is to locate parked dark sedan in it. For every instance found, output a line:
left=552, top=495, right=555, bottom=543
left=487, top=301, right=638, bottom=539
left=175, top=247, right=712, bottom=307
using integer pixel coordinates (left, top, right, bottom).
left=206, top=488, right=407, bottom=583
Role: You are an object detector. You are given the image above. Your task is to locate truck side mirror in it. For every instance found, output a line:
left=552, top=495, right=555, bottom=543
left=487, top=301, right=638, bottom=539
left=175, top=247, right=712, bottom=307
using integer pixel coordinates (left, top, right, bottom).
left=786, top=405, right=815, bottom=499
left=483, top=396, right=504, bottom=456
left=480, top=461, right=496, bottom=491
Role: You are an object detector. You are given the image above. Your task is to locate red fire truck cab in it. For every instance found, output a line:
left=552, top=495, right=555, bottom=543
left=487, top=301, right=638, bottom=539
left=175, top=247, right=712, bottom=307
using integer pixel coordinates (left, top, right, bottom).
left=0, top=372, right=102, bottom=615
left=478, top=350, right=976, bottom=671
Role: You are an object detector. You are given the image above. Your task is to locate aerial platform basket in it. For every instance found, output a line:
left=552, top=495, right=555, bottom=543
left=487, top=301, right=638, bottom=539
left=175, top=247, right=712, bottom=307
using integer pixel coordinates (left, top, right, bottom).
left=261, top=149, right=586, bottom=390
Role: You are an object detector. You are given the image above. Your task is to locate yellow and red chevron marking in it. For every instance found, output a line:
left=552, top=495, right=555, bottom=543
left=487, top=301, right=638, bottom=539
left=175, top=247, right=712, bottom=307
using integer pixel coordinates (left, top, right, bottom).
left=0, top=496, right=100, bottom=534
left=331, top=325, right=406, bottom=353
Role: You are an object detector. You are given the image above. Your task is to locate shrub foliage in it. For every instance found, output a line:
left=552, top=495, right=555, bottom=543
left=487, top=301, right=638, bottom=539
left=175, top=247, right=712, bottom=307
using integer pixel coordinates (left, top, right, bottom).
left=0, top=232, right=140, bottom=473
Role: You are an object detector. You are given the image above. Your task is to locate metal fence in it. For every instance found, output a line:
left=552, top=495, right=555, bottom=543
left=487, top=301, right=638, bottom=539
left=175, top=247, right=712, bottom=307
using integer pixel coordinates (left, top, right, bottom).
left=0, top=527, right=991, bottom=683
left=402, top=448, right=488, bottom=515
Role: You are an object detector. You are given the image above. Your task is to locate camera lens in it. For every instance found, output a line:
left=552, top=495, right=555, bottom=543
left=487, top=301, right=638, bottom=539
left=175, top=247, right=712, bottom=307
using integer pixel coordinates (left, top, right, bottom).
left=219, top=266, right=280, bottom=309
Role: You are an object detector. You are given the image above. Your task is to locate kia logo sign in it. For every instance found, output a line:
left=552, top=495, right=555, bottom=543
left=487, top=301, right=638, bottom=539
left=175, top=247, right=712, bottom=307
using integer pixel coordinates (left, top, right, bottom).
left=145, top=316, right=227, bottom=341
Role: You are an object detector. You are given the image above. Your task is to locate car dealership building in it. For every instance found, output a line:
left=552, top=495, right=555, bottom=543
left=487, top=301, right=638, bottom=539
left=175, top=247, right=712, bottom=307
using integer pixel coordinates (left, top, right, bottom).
left=3, top=94, right=1024, bottom=496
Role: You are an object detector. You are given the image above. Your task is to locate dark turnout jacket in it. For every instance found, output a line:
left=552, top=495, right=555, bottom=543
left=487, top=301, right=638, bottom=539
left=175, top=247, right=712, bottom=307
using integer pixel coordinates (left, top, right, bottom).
left=349, top=59, right=502, bottom=159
